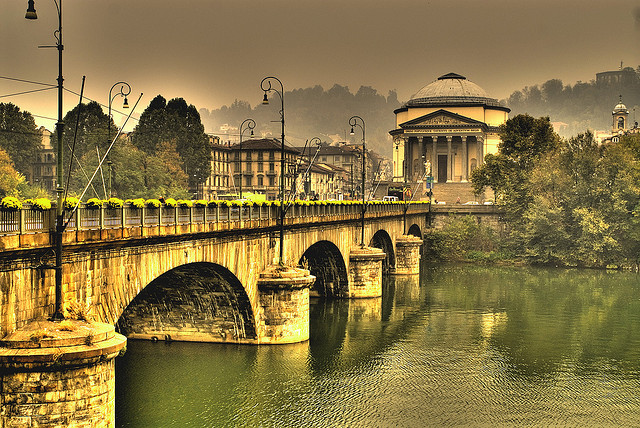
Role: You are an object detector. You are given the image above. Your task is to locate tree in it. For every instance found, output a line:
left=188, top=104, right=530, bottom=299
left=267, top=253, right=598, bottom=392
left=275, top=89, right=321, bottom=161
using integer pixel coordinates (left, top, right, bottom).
left=132, top=95, right=211, bottom=189
left=0, top=103, right=41, bottom=180
left=0, top=148, right=25, bottom=197
left=55, top=101, right=114, bottom=195
left=471, top=114, right=559, bottom=222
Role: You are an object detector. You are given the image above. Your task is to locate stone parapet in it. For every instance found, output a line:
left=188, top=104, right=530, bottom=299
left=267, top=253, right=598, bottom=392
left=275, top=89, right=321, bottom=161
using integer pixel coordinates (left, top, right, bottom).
left=394, top=235, right=423, bottom=275
left=347, top=246, right=386, bottom=298
left=0, top=319, right=126, bottom=427
left=257, top=266, right=315, bottom=344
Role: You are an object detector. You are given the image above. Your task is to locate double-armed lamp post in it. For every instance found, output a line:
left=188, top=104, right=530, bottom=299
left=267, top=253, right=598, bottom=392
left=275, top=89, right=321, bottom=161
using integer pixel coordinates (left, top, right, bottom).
left=25, top=0, right=65, bottom=319
left=107, top=82, right=130, bottom=198
left=349, top=115, right=366, bottom=247
left=238, top=118, right=256, bottom=200
left=260, top=76, right=286, bottom=265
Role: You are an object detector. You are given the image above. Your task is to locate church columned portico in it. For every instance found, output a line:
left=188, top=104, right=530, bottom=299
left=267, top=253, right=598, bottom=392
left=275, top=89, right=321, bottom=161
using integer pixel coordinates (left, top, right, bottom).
left=390, top=73, right=509, bottom=202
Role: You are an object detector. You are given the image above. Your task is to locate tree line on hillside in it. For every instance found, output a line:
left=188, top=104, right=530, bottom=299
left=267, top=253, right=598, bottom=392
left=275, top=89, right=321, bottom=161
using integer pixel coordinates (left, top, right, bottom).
left=199, top=84, right=400, bottom=157
left=0, top=96, right=211, bottom=200
left=425, top=114, right=640, bottom=269
left=505, top=67, right=640, bottom=138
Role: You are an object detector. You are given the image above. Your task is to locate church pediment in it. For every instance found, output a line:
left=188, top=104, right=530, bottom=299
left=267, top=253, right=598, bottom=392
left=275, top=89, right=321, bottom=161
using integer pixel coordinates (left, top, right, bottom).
left=399, top=109, right=486, bottom=129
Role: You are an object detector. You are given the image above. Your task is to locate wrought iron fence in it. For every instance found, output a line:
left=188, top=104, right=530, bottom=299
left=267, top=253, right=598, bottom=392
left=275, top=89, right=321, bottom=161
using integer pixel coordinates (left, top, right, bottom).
left=0, top=202, right=424, bottom=237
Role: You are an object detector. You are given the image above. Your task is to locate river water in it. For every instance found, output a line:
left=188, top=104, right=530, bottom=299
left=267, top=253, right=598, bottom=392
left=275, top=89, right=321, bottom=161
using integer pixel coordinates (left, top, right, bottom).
left=115, top=264, right=640, bottom=427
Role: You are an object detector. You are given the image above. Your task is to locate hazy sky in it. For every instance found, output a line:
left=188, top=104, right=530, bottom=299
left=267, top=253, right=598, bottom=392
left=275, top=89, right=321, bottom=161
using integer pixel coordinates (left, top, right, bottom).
left=2, top=0, right=640, bottom=132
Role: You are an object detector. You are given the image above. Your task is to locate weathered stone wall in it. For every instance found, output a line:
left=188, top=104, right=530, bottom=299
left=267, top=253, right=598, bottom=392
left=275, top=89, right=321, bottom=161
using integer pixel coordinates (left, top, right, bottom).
left=346, top=247, right=386, bottom=298
left=257, top=266, right=314, bottom=344
left=428, top=206, right=504, bottom=233
left=394, top=235, right=422, bottom=275
left=0, top=320, right=126, bottom=428
left=1, top=359, right=116, bottom=427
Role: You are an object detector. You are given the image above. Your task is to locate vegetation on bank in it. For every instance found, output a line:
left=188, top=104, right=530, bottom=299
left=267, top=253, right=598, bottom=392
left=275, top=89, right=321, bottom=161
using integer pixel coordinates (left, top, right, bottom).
left=426, top=114, right=640, bottom=270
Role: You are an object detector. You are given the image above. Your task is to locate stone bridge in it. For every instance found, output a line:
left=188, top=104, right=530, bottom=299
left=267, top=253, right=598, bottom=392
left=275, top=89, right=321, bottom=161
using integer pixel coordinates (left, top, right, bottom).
left=0, top=203, right=434, bottom=345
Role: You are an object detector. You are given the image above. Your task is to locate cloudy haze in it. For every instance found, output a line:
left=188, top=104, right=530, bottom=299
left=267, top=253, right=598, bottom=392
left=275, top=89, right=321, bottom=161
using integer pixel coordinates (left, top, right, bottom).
left=2, top=0, right=639, bottom=132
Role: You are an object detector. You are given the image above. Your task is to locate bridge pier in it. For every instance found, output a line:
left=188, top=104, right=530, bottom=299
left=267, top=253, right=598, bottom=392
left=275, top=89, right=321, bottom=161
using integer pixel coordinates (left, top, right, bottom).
left=394, top=235, right=423, bottom=275
left=257, top=266, right=315, bottom=344
left=0, top=320, right=126, bottom=427
left=346, top=247, right=386, bottom=298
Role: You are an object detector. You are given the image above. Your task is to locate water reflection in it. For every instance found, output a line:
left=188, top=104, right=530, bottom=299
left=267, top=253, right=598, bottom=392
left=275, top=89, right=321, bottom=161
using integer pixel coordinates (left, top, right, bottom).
left=117, top=264, right=640, bottom=427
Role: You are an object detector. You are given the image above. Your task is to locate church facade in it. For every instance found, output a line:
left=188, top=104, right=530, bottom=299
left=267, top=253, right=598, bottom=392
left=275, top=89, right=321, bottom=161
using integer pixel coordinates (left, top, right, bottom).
left=390, top=73, right=510, bottom=202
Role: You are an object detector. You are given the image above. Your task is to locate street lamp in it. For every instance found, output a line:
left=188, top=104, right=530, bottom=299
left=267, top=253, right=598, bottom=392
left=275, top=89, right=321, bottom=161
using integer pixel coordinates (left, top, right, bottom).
left=260, top=77, right=286, bottom=265
left=238, top=118, right=256, bottom=200
left=107, top=81, right=131, bottom=198
left=349, top=115, right=366, bottom=247
left=25, top=0, right=65, bottom=319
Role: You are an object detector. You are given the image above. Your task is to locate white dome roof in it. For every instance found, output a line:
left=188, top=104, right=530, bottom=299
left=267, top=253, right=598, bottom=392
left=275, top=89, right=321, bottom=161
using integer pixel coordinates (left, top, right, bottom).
left=613, top=97, right=629, bottom=113
left=407, top=73, right=501, bottom=107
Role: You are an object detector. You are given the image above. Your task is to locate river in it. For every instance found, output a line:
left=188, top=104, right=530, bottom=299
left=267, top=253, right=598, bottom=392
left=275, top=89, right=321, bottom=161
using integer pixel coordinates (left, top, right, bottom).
left=115, top=263, right=640, bottom=427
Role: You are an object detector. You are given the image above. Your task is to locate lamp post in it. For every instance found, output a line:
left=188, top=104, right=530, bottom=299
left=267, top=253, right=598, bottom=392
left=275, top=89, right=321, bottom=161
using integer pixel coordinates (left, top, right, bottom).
left=305, top=137, right=321, bottom=197
left=25, top=0, right=65, bottom=319
left=107, top=81, right=130, bottom=198
left=349, top=115, right=366, bottom=247
left=238, top=118, right=256, bottom=200
left=260, top=76, right=286, bottom=265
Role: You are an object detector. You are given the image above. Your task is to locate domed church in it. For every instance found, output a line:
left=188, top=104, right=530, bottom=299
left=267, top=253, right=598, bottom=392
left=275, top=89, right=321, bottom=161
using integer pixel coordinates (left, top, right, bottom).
left=389, top=72, right=510, bottom=202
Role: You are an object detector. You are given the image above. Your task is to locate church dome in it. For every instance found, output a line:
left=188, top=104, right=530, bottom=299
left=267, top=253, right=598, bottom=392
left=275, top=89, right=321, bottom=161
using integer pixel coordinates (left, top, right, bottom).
left=406, top=72, right=501, bottom=107
left=613, top=97, right=629, bottom=114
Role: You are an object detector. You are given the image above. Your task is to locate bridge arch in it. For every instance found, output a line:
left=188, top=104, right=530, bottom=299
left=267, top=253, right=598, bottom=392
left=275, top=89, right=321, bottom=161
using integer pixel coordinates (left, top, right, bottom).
left=299, top=240, right=348, bottom=298
left=116, top=262, right=257, bottom=343
left=407, top=224, right=422, bottom=239
left=370, top=229, right=395, bottom=274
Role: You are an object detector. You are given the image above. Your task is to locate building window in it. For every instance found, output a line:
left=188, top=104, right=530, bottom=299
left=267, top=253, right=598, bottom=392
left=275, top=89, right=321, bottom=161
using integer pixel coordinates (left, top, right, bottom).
left=258, top=162, right=263, bottom=172
left=269, top=152, right=275, bottom=161
left=234, top=152, right=240, bottom=160
left=234, top=176, right=241, bottom=187
left=257, top=152, right=263, bottom=161
left=269, top=163, right=275, bottom=172
left=268, top=176, right=275, bottom=186
left=246, top=152, right=252, bottom=161
left=258, top=176, right=263, bottom=186
left=245, top=176, right=252, bottom=186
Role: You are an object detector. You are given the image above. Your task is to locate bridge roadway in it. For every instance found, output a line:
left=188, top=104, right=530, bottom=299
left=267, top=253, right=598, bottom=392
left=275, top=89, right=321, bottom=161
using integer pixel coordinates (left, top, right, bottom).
left=0, top=202, right=446, bottom=344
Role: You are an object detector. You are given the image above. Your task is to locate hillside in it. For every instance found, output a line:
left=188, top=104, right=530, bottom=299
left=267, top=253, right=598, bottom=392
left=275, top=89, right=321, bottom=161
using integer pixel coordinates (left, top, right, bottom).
left=199, top=84, right=400, bottom=157
left=504, top=67, right=640, bottom=138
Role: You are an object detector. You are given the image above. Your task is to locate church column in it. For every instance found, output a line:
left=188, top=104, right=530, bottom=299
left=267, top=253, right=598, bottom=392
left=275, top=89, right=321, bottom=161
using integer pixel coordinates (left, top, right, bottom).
left=477, top=136, right=484, bottom=167
left=420, top=137, right=426, bottom=177
left=461, top=135, right=468, bottom=182
left=432, top=136, right=438, bottom=183
left=403, top=137, right=410, bottom=183
left=446, top=136, right=453, bottom=182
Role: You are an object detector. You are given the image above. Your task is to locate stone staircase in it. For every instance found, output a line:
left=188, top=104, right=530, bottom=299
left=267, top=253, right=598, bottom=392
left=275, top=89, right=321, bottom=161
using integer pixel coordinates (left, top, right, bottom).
left=427, top=182, right=491, bottom=204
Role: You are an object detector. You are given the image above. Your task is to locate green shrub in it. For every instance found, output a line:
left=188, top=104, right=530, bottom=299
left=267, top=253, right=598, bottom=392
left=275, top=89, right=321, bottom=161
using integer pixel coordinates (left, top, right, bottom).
left=106, top=197, right=124, bottom=209
left=194, top=200, right=207, bottom=208
left=86, top=198, right=103, bottom=209
left=32, top=198, right=52, bottom=211
left=0, top=196, right=22, bottom=211
left=164, top=198, right=177, bottom=208
left=64, top=197, right=79, bottom=210
left=146, top=199, right=161, bottom=208
left=126, top=198, right=145, bottom=209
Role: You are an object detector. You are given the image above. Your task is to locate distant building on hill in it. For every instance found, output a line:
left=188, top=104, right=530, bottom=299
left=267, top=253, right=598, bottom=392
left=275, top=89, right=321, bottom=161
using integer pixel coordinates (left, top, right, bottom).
left=596, top=67, right=639, bottom=87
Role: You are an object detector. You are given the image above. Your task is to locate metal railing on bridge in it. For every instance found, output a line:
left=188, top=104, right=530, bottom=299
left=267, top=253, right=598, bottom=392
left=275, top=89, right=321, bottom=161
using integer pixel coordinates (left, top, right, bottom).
left=0, top=201, right=430, bottom=236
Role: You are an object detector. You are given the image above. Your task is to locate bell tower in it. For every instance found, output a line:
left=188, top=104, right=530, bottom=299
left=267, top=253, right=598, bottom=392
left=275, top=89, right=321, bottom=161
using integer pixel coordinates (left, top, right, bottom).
left=612, top=95, right=629, bottom=134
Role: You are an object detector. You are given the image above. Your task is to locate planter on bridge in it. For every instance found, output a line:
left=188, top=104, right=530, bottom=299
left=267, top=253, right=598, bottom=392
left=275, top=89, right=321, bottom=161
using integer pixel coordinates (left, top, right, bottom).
left=347, top=246, right=386, bottom=298
left=393, top=235, right=423, bottom=275
left=0, top=319, right=126, bottom=427
left=257, top=266, right=315, bottom=344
